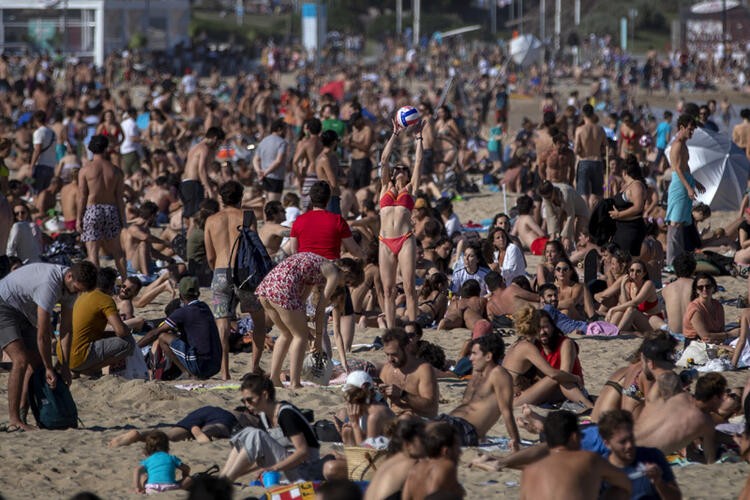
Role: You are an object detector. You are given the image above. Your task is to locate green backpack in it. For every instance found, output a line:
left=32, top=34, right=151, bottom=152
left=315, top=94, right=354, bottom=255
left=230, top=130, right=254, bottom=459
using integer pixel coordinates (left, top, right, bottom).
left=28, top=368, right=79, bottom=430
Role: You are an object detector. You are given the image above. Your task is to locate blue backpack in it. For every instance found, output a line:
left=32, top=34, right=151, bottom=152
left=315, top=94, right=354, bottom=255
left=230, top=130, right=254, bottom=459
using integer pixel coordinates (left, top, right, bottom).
left=28, top=368, right=79, bottom=430
left=229, top=210, right=274, bottom=292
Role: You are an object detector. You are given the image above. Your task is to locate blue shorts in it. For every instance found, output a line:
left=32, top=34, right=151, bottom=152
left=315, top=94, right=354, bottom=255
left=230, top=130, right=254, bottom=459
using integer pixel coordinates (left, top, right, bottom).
left=169, top=338, right=219, bottom=379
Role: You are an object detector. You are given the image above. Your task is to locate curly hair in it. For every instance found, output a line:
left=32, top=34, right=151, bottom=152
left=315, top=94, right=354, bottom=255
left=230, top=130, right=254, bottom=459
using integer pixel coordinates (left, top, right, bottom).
left=513, top=305, right=539, bottom=339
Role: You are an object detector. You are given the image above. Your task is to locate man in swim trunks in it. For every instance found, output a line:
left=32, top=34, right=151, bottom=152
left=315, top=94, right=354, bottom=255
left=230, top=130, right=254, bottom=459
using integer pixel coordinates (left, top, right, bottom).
left=345, top=112, right=374, bottom=194
left=181, top=126, right=225, bottom=228
left=666, top=114, right=705, bottom=266
left=437, top=334, right=520, bottom=450
left=77, top=135, right=128, bottom=279
left=204, top=180, right=267, bottom=379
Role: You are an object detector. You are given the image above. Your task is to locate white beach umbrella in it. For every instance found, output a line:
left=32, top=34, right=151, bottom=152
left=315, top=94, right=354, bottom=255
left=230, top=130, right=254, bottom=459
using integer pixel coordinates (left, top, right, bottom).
left=665, top=127, right=750, bottom=211
left=509, top=34, right=542, bottom=67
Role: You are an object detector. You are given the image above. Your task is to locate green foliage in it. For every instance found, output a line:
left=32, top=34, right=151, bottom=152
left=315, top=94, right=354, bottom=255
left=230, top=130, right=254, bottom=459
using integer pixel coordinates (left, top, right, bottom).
left=128, top=32, right=148, bottom=49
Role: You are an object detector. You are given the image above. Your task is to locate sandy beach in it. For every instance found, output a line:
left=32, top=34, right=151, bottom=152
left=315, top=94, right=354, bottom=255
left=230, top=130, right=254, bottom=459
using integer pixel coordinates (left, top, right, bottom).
left=2, top=88, right=750, bottom=499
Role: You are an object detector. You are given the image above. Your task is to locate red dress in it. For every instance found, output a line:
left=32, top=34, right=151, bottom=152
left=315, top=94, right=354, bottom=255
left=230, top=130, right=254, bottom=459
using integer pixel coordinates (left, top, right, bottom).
left=255, top=252, right=328, bottom=310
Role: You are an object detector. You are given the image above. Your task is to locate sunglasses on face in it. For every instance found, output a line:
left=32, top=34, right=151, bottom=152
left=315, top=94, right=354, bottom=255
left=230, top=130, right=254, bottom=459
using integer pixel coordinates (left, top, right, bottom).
left=696, top=284, right=713, bottom=291
left=14, top=211, right=26, bottom=217
left=555, top=266, right=570, bottom=272
left=393, top=166, right=409, bottom=172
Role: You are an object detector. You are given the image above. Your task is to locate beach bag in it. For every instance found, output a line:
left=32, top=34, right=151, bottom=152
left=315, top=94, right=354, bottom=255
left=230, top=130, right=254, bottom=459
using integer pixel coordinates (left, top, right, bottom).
left=588, top=198, right=616, bottom=246
left=229, top=210, right=274, bottom=292
left=264, top=481, right=316, bottom=500
left=313, top=419, right=342, bottom=442
left=301, top=351, right=333, bottom=386
left=676, top=340, right=711, bottom=368
left=345, top=446, right=387, bottom=481
left=112, top=346, right=149, bottom=380
left=28, top=367, right=78, bottom=430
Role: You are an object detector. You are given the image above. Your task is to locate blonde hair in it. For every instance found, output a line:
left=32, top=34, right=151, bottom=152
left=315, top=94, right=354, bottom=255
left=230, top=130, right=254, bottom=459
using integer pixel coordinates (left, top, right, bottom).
left=513, top=305, right=539, bottom=339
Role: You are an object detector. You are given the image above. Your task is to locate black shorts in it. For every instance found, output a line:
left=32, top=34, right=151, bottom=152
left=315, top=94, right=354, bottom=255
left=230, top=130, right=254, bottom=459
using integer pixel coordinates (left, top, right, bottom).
left=180, top=179, right=205, bottom=219
left=348, top=157, right=372, bottom=191
left=175, top=406, right=237, bottom=436
left=422, top=149, right=434, bottom=176
left=261, top=177, right=284, bottom=194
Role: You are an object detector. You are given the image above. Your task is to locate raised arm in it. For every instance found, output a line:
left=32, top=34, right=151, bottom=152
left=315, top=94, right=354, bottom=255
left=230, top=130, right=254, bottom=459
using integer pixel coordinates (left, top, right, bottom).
left=410, top=122, right=424, bottom=194
left=380, top=119, right=404, bottom=180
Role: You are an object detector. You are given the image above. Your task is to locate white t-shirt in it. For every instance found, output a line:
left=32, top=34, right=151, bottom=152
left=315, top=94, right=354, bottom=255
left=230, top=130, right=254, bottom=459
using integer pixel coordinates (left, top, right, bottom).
left=181, top=74, right=197, bottom=95
left=120, top=117, right=139, bottom=155
left=33, top=126, right=56, bottom=167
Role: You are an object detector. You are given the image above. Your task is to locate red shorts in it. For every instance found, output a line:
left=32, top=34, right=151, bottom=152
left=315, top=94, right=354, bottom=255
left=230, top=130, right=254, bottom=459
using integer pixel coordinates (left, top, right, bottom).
left=64, top=219, right=76, bottom=231
left=530, top=237, right=549, bottom=256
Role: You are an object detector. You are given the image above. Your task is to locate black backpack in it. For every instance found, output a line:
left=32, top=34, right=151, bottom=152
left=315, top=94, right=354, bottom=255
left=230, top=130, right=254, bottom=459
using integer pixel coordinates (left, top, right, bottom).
left=28, top=368, right=79, bottom=430
left=229, top=210, right=274, bottom=292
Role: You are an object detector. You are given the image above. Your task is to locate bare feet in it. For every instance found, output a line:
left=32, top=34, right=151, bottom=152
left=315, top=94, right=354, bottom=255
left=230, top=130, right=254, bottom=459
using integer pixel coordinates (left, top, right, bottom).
left=468, top=454, right=502, bottom=471
left=108, top=429, right=141, bottom=448
left=191, top=425, right=211, bottom=443
left=515, top=404, right=545, bottom=434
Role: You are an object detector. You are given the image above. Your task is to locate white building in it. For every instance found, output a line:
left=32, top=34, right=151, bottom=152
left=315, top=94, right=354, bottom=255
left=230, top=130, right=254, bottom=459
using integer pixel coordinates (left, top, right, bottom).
left=0, top=0, right=191, bottom=66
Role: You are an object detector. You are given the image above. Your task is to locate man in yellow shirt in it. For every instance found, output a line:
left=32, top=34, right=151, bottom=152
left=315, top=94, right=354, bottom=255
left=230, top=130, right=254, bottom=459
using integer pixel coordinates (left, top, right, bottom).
left=58, top=261, right=134, bottom=374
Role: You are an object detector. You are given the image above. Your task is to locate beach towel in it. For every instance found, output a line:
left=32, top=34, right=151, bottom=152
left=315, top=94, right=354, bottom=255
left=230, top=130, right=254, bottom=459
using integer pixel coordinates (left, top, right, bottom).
left=265, top=481, right=316, bottom=500
left=730, top=336, right=750, bottom=368
left=585, top=321, right=620, bottom=336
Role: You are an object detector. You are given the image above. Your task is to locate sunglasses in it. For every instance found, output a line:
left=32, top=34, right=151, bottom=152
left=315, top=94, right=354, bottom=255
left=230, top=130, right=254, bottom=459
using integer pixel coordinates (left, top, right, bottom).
left=555, top=266, right=570, bottom=272
left=393, top=166, right=409, bottom=172
left=696, top=284, right=713, bottom=291
left=13, top=211, right=26, bottom=216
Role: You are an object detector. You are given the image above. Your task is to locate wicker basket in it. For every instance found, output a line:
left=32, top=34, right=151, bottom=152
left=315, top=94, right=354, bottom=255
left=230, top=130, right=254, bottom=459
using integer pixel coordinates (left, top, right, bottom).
left=345, top=446, right=387, bottom=481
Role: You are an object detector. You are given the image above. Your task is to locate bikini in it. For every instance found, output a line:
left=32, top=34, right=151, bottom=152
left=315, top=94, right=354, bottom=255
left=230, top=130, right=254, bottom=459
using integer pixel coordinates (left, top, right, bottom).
left=379, top=189, right=415, bottom=256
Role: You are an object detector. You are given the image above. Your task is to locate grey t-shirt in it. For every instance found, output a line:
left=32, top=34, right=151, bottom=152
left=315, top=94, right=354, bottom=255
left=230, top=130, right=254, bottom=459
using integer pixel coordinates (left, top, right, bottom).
left=257, top=134, right=288, bottom=181
left=0, top=263, right=74, bottom=326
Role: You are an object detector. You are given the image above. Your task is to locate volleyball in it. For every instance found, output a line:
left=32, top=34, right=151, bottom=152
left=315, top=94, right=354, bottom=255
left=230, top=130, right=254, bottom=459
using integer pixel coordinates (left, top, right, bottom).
left=396, top=105, right=420, bottom=128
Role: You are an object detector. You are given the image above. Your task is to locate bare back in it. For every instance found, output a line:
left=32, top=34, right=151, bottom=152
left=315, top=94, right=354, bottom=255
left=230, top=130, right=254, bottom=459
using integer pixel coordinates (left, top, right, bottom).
left=60, top=183, right=78, bottom=222
left=575, top=121, right=605, bottom=160
left=184, top=141, right=210, bottom=181
left=662, top=277, right=693, bottom=333
left=634, top=392, right=712, bottom=454
left=204, top=207, right=244, bottom=270
left=521, top=450, right=611, bottom=500
left=365, top=453, right=414, bottom=500
left=80, top=157, right=123, bottom=207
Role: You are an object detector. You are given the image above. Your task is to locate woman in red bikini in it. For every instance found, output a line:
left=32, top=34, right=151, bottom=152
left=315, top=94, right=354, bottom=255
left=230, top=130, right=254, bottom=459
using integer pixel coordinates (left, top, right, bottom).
left=605, top=258, right=665, bottom=332
left=378, top=117, right=423, bottom=328
left=96, top=109, right=123, bottom=165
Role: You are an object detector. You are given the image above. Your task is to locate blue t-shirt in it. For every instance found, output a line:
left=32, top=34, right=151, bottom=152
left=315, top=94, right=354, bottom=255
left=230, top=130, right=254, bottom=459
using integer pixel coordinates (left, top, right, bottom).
left=621, top=447, right=675, bottom=500
left=141, top=451, right=182, bottom=485
left=655, top=121, right=671, bottom=149
left=488, top=125, right=503, bottom=152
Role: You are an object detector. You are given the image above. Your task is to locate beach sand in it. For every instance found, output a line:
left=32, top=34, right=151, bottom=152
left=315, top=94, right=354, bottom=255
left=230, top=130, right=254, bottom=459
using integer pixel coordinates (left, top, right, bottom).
left=2, top=90, right=750, bottom=499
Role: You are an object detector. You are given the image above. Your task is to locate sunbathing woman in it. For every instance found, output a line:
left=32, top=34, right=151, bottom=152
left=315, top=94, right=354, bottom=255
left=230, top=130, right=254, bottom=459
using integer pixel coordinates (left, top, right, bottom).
left=605, top=259, right=665, bottom=333
left=502, top=306, right=591, bottom=409
left=379, top=118, right=423, bottom=328
left=535, top=239, right=565, bottom=289
left=553, top=256, right=592, bottom=320
left=591, top=332, right=677, bottom=422
left=398, top=271, right=449, bottom=328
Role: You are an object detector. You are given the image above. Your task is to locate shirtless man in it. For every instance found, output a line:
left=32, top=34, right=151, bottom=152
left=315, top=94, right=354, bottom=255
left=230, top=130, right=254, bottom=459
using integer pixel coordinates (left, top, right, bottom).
left=732, top=108, right=750, bottom=161
left=666, top=114, right=705, bottom=266
left=180, top=126, right=224, bottom=226
left=379, top=327, right=439, bottom=418
left=486, top=272, right=539, bottom=320
left=635, top=373, right=727, bottom=463
left=574, top=104, right=607, bottom=209
left=661, top=252, right=697, bottom=334
left=77, top=135, right=127, bottom=279
left=204, top=180, right=267, bottom=378
left=365, top=418, right=426, bottom=500
left=345, top=112, right=374, bottom=196
left=59, top=168, right=79, bottom=232
left=437, top=334, right=520, bottom=450
left=539, top=133, right=575, bottom=186
left=402, top=422, right=464, bottom=500
left=533, top=111, right=557, bottom=170
left=419, top=102, right=436, bottom=181
left=511, top=195, right=547, bottom=253
left=315, top=130, right=342, bottom=214
left=35, top=176, right=61, bottom=216
left=520, top=410, right=631, bottom=500
left=292, top=118, right=323, bottom=197
left=257, top=200, right=289, bottom=258
left=437, top=279, right=487, bottom=330
left=121, top=201, right=171, bottom=276
left=144, top=176, right=180, bottom=225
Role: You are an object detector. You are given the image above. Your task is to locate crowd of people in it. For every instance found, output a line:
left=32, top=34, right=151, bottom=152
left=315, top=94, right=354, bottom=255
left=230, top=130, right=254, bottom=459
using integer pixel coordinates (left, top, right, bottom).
left=4, top=30, right=750, bottom=498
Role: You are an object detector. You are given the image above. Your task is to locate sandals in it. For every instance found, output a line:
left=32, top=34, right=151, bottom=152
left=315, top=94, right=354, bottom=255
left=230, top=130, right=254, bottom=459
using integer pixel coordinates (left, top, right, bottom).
left=0, top=423, right=25, bottom=433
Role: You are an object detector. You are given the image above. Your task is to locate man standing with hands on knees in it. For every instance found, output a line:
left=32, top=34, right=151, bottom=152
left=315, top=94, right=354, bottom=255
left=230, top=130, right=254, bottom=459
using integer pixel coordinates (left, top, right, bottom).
left=0, top=262, right=87, bottom=431
left=666, top=114, right=704, bottom=267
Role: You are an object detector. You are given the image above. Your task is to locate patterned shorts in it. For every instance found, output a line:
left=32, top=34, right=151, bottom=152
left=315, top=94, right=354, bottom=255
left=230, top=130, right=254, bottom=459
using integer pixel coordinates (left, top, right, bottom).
left=210, top=268, right=261, bottom=319
left=81, top=204, right=121, bottom=242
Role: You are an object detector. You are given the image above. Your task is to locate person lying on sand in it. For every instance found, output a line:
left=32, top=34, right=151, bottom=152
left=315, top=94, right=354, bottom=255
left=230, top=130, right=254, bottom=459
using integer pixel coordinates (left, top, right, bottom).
left=109, top=405, right=256, bottom=447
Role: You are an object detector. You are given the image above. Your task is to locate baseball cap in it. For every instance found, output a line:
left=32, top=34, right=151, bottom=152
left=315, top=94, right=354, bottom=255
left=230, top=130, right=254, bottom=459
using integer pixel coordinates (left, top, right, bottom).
left=342, top=371, right=373, bottom=392
left=178, top=276, right=200, bottom=299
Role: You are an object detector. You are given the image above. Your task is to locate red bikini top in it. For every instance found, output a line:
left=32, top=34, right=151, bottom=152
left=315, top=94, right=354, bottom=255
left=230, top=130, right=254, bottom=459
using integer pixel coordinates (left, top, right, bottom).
left=380, top=189, right=415, bottom=211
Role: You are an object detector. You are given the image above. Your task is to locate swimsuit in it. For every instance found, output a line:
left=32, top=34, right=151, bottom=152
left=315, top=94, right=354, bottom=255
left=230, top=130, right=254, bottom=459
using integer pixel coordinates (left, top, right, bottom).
left=81, top=204, right=121, bottom=242
left=436, top=413, right=479, bottom=446
left=379, top=189, right=416, bottom=256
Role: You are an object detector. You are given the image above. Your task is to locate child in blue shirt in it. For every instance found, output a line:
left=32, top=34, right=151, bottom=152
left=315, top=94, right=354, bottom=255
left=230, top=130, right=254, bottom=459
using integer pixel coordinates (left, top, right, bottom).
left=134, top=431, right=191, bottom=494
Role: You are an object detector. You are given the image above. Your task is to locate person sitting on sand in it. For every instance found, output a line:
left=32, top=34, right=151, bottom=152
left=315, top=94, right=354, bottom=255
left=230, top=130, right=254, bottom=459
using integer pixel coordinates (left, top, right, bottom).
left=486, top=272, right=539, bottom=323
left=520, top=410, right=631, bottom=500
left=335, top=371, right=395, bottom=446
left=634, top=372, right=728, bottom=463
left=96, top=268, right=145, bottom=332
left=591, top=333, right=677, bottom=422
left=402, top=422, right=465, bottom=500
left=538, top=283, right=618, bottom=336
left=599, top=409, right=682, bottom=500
left=437, top=279, right=487, bottom=331
left=379, top=327, right=439, bottom=418
left=605, top=258, right=665, bottom=333
left=365, top=418, right=426, bottom=500
left=137, top=276, right=222, bottom=380
left=219, top=373, right=337, bottom=482
left=510, top=195, right=547, bottom=255
left=133, top=431, right=192, bottom=494
left=436, top=333, right=521, bottom=449
left=682, top=272, right=736, bottom=344
left=503, top=306, right=591, bottom=409
left=661, top=252, right=697, bottom=335
left=109, top=405, right=256, bottom=447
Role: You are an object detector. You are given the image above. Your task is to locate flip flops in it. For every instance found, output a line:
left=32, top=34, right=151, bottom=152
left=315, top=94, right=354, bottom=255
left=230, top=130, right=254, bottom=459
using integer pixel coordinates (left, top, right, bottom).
left=0, top=423, right=25, bottom=433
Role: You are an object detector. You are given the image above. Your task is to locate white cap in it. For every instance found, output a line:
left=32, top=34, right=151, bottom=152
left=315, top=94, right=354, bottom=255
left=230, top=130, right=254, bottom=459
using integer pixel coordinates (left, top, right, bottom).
left=342, top=371, right=373, bottom=392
